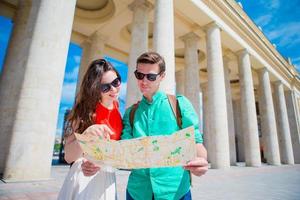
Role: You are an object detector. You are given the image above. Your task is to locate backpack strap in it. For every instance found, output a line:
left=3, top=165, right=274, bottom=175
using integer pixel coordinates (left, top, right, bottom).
left=167, top=94, right=182, bottom=129
left=129, top=95, right=183, bottom=129
left=129, top=95, right=192, bottom=185
left=168, top=94, right=193, bottom=186
left=129, top=101, right=140, bottom=128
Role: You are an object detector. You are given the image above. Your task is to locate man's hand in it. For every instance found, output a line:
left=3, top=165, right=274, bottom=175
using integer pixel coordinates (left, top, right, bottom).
left=183, top=143, right=208, bottom=176
left=81, top=158, right=100, bottom=176
left=83, top=124, right=113, bottom=140
left=183, top=157, right=208, bottom=176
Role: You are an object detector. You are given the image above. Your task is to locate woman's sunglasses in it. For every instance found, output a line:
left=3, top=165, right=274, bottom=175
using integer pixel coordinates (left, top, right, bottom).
left=100, top=77, right=121, bottom=93
left=134, top=70, right=162, bottom=81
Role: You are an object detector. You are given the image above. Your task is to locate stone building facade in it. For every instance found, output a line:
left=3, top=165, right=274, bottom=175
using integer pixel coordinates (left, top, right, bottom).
left=0, top=0, right=299, bottom=181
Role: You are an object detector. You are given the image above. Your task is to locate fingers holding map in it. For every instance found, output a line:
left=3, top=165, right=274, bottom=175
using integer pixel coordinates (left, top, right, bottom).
left=74, top=126, right=196, bottom=169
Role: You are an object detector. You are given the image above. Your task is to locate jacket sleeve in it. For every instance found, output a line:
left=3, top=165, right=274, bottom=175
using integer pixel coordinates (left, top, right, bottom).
left=177, top=95, right=203, bottom=144
left=121, top=106, right=134, bottom=140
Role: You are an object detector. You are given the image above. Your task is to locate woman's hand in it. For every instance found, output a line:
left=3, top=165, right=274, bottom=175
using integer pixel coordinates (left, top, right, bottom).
left=83, top=124, right=113, bottom=140
left=81, top=158, right=100, bottom=176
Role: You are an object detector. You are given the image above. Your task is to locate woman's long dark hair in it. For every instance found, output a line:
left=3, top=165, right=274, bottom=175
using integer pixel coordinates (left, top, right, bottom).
left=65, top=59, right=120, bottom=135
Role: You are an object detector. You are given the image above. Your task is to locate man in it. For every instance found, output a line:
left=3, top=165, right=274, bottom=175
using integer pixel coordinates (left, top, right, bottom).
left=122, top=52, right=208, bottom=200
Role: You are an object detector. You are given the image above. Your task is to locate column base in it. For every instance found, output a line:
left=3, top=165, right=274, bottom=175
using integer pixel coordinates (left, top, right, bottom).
left=1, top=177, right=53, bottom=183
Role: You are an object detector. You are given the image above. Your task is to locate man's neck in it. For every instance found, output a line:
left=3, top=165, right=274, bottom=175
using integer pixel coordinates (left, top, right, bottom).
left=144, top=90, right=158, bottom=102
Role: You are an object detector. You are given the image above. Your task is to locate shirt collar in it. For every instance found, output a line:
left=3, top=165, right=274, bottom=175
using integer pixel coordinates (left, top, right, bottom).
left=141, top=90, right=164, bottom=105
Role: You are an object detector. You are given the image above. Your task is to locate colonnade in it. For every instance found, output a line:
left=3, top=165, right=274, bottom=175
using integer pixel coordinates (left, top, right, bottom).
left=0, top=0, right=299, bottom=181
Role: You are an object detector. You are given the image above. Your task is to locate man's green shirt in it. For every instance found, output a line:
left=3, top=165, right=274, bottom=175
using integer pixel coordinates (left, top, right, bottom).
left=121, top=91, right=203, bottom=200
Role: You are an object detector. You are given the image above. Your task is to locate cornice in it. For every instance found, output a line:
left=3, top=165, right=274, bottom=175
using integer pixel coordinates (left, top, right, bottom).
left=0, top=1, right=17, bottom=19
left=210, top=0, right=298, bottom=84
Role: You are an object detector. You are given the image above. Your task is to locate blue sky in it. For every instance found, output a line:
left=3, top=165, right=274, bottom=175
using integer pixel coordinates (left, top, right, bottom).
left=0, top=0, right=300, bottom=137
left=0, top=16, right=13, bottom=69
left=238, top=0, right=300, bottom=71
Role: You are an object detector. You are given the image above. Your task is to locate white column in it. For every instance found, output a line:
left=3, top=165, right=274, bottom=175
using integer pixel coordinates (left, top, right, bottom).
left=273, top=81, right=294, bottom=164
left=153, top=0, right=175, bottom=94
left=233, top=99, right=245, bottom=162
left=76, top=40, right=91, bottom=93
left=237, top=49, right=261, bottom=167
left=257, top=68, right=281, bottom=165
left=257, top=82, right=267, bottom=163
left=285, top=90, right=300, bottom=163
left=181, top=32, right=200, bottom=116
left=0, top=0, right=76, bottom=181
left=223, top=58, right=236, bottom=165
left=175, top=69, right=185, bottom=95
left=202, top=82, right=211, bottom=163
left=126, top=0, right=152, bottom=107
left=76, top=32, right=107, bottom=93
left=89, top=31, right=106, bottom=61
left=205, top=22, right=230, bottom=169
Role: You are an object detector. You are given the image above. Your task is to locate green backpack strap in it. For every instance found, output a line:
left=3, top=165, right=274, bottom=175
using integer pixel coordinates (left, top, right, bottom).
left=129, top=95, right=182, bottom=129
left=168, top=94, right=192, bottom=185
left=129, top=94, right=192, bottom=185
left=167, top=94, right=182, bottom=129
left=129, top=101, right=140, bottom=128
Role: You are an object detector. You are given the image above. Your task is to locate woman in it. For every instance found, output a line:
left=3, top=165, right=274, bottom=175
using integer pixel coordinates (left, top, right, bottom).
left=58, top=59, right=122, bottom=200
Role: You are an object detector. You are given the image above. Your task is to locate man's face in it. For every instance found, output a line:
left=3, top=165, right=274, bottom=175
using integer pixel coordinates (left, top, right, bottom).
left=135, top=63, right=165, bottom=97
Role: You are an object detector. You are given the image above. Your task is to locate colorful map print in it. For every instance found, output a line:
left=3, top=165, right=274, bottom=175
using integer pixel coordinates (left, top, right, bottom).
left=75, top=126, right=196, bottom=169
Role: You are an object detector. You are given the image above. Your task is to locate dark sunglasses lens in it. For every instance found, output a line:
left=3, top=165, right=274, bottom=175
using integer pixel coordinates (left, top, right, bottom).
left=135, top=71, right=145, bottom=80
left=100, top=84, right=111, bottom=93
left=147, top=74, right=158, bottom=81
left=111, top=78, right=121, bottom=87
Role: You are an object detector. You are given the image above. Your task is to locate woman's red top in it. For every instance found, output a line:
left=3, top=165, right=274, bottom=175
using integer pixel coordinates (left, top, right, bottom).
left=94, top=101, right=123, bottom=141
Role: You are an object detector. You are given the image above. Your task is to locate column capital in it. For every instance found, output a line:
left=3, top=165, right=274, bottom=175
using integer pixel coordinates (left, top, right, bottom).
left=90, top=30, right=108, bottom=42
left=236, top=49, right=249, bottom=57
left=257, top=67, right=268, bottom=74
left=80, top=38, right=91, bottom=47
left=180, top=32, right=200, bottom=43
left=128, top=0, right=153, bottom=12
left=224, top=49, right=237, bottom=60
left=273, top=80, right=283, bottom=86
left=191, top=24, right=206, bottom=37
left=202, top=21, right=221, bottom=32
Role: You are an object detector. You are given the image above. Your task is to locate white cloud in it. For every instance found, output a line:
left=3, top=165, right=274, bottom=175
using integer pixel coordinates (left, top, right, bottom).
left=293, top=57, right=300, bottom=62
left=294, top=64, right=300, bottom=73
left=74, top=55, right=81, bottom=64
left=293, top=58, right=300, bottom=73
left=259, top=0, right=280, bottom=10
left=265, top=22, right=300, bottom=47
left=254, top=14, right=272, bottom=27
left=272, top=0, right=280, bottom=9
left=120, top=82, right=127, bottom=101
left=56, top=128, right=62, bottom=137
left=61, top=82, right=77, bottom=104
left=269, top=0, right=280, bottom=9
left=65, top=65, right=79, bottom=81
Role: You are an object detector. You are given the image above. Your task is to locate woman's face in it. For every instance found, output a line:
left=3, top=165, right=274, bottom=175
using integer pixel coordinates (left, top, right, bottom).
left=100, top=70, right=121, bottom=103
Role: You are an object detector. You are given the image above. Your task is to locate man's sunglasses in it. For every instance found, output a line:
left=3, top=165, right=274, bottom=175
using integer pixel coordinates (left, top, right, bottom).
left=134, top=70, right=162, bottom=81
left=100, top=77, right=121, bottom=93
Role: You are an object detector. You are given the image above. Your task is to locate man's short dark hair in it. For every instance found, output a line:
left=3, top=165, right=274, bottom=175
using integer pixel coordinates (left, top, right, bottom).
left=136, top=52, right=165, bottom=73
